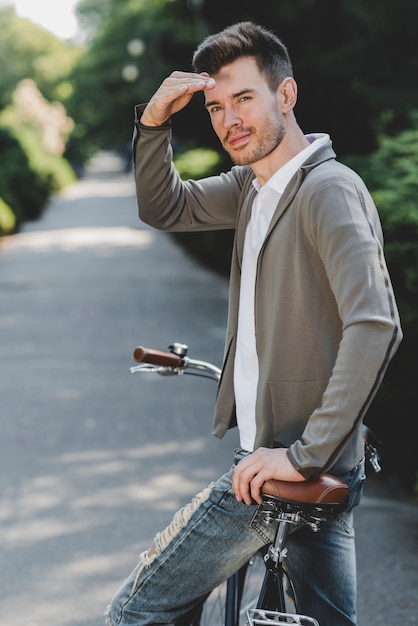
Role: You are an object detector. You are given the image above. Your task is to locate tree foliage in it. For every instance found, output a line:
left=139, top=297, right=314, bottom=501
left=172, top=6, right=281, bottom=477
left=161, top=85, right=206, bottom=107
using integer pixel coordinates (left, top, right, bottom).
left=342, top=115, right=418, bottom=489
left=0, top=8, right=80, bottom=228
left=68, top=0, right=208, bottom=155
left=0, top=7, right=82, bottom=108
left=68, top=0, right=418, bottom=160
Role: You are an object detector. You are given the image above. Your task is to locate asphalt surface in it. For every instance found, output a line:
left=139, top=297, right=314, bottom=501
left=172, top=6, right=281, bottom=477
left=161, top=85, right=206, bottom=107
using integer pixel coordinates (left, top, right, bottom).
left=1, top=153, right=417, bottom=626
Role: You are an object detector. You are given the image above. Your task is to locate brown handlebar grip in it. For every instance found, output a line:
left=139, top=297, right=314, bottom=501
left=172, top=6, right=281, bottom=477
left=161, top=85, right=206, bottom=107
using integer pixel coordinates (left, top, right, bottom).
left=133, top=346, right=182, bottom=367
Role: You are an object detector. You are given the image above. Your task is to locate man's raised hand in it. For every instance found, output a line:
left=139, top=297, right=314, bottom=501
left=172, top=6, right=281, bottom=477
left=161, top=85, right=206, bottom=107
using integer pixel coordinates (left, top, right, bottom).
left=141, top=71, right=216, bottom=127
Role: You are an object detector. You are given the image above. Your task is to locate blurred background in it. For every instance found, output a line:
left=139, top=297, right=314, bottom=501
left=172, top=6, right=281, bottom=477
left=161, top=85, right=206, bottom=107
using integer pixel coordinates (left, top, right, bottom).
left=1, top=0, right=417, bottom=497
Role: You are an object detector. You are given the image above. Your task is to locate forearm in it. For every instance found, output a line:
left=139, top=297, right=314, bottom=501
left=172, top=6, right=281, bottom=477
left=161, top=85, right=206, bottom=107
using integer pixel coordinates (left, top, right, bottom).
left=288, top=315, right=401, bottom=478
left=133, top=113, right=183, bottom=230
left=288, top=175, right=403, bottom=478
left=133, top=107, right=245, bottom=232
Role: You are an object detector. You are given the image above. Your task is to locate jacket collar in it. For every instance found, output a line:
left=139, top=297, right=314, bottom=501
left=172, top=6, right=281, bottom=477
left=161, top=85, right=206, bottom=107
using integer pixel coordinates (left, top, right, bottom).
left=235, top=139, right=337, bottom=268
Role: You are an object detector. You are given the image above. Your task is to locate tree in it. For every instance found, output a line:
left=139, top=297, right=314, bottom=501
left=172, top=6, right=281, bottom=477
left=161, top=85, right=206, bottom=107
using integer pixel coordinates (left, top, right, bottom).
left=68, top=0, right=210, bottom=157
left=0, top=81, right=75, bottom=224
left=0, top=7, right=82, bottom=108
left=0, top=8, right=79, bottom=228
left=68, top=0, right=418, bottom=159
left=5, top=79, right=74, bottom=156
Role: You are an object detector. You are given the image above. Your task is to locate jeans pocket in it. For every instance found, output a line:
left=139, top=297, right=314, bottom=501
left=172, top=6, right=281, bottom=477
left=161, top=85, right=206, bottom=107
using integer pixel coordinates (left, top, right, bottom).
left=249, top=503, right=281, bottom=545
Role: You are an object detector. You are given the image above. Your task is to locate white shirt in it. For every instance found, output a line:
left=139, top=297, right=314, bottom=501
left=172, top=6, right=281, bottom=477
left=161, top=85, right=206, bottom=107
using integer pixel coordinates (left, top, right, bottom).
left=234, top=134, right=330, bottom=451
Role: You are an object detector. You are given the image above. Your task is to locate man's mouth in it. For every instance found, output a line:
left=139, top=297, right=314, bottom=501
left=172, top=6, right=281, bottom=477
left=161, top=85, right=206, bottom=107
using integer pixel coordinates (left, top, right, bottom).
left=225, top=130, right=252, bottom=149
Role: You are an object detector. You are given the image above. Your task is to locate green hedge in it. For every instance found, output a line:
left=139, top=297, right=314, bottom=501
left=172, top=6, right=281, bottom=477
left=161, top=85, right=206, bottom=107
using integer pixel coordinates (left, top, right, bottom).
left=0, top=196, right=16, bottom=235
left=0, top=123, right=75, bottom=231
left=343, top=116, right=418, bottom=493
left=172, top=147, right=234, bottom=275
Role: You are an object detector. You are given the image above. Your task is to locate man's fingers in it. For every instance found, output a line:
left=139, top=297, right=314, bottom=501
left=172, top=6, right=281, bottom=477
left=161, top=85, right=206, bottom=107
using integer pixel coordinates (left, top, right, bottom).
left=142, top=73, right=215, bottom=126
left=164, top=74, right=215, bottom=97
left=233, top=457, right=263, bottom=505
left=232, top=448, right=302, bottom=506
left=165, top=71, right=215, bottom=89
left=248, top=474, right=265, bottom=504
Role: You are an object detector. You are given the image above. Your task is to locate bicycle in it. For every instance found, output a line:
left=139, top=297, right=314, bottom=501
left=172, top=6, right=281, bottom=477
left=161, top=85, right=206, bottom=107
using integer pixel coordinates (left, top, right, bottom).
left=130, top=342, right=382, bottom=626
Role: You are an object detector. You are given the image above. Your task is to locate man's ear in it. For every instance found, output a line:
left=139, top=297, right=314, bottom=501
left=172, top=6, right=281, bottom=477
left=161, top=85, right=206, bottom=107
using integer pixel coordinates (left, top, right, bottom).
left=279, top=77, right=297, bottom=113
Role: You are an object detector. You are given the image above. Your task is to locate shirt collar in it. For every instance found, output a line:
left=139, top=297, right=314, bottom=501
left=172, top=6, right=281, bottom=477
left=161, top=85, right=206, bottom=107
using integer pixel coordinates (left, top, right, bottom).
left=252, top=133, right=330, bottom=195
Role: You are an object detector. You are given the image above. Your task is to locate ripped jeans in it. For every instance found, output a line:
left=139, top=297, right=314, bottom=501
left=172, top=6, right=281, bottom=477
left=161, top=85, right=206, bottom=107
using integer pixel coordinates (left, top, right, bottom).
left=106, top=450, right=365, bottom=626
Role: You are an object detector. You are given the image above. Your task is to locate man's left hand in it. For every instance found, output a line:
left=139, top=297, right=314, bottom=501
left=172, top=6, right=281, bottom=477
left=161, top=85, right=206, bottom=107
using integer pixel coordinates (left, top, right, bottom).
left=232, top=447, right=304, bottom=505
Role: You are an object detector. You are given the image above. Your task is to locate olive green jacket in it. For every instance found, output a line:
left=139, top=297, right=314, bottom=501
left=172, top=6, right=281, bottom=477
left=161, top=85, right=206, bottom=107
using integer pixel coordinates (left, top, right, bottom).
left=133, top=109, right=402, bottom=479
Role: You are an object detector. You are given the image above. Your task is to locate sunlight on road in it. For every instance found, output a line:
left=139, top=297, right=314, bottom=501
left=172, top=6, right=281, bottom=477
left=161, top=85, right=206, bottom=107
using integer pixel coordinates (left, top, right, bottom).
left=60, top=176, right=136, bottom=199
left=0, top=226, right=154, bottom=253
left=2, top=439, right=209, bottom=549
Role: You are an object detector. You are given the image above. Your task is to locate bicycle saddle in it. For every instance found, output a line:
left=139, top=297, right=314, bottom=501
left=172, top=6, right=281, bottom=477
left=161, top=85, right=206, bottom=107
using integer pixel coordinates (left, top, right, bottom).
left=261, top=474, right=349, bottom=515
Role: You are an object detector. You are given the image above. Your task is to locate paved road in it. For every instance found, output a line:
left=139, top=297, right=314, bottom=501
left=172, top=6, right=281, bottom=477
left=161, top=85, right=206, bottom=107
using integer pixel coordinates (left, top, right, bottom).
left=1, top=153, right=417, bottom=626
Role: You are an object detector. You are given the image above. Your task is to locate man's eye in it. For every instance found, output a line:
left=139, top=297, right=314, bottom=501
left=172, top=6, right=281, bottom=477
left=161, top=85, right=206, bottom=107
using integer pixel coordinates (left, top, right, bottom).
left=210, top=106, right=222, bottom=113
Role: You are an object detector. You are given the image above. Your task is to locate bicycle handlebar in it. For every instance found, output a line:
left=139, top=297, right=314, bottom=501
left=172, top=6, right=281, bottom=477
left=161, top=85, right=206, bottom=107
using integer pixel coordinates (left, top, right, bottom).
left=133, top=346, right=183, bottom=367
left=131, top=342, right=222, bottom=382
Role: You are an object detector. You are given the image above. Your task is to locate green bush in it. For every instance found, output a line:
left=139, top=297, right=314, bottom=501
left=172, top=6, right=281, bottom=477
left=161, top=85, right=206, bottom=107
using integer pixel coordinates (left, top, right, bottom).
left=14, top=123, right=75, bottom=208
left=0, top=77, right=75, bottom=229
left=0, top=125, right=39, bottom=224
left=0, top=196, right=16, bottom=235
left=172, top=147, right=234, bottom=275
left=174, top=147, right=222, bottom=180
left=344, top=114, right=418, bottom=493
left=0, top=123, right=75, bottom=227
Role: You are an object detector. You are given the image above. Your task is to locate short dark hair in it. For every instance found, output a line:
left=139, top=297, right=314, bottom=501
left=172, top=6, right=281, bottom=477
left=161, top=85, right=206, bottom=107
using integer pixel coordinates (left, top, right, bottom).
left=192, top=22, right=293, bottom=92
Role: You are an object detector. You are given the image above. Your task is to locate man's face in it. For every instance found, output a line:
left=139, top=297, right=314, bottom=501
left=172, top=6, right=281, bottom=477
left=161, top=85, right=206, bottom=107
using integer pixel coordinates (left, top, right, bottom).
left=204, top=57, right=285, bottom=166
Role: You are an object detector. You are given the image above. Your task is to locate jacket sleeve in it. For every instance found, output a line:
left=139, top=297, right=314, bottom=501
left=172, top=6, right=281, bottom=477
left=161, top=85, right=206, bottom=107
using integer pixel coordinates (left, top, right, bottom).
left=133, top=105, right=248, bottom=232
left=287, top=167, right=402, bottom=478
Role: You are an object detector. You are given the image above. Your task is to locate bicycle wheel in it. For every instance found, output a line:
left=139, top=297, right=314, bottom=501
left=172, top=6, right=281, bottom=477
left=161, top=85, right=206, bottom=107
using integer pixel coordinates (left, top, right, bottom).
left=197, top=549, right=266, bottom=626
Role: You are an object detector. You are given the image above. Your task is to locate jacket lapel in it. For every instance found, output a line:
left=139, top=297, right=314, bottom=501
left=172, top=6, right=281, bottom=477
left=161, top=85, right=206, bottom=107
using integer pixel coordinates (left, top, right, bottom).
left=236, top=185, right=257, bottom=269
left=263, top=168, right=306, bottom=243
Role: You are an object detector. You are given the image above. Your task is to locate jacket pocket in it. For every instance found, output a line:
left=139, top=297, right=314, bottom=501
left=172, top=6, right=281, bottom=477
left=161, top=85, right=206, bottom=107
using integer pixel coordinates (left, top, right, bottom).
left=268, top=379, right=327, bottom=445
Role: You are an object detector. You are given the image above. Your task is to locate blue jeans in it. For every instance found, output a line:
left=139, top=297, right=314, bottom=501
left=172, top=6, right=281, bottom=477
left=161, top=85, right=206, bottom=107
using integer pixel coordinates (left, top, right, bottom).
left=106, top=450, right=365, bottom=626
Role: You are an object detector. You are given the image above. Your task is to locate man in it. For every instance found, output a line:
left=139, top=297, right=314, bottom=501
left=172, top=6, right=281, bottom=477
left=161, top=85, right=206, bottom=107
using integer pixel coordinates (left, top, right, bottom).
left=107, top=22, right=402, bottom=626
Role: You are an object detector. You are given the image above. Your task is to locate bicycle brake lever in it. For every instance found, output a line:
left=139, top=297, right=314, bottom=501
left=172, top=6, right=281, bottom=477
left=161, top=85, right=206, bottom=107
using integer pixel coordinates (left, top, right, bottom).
left=366, top=444, right=382, bottom=473
left=130, top=364, right=182, bottom=376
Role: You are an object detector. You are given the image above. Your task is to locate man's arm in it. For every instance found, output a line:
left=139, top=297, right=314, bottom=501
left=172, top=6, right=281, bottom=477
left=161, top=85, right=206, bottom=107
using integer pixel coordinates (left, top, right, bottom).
left=133, top=115, right=248, bottom=232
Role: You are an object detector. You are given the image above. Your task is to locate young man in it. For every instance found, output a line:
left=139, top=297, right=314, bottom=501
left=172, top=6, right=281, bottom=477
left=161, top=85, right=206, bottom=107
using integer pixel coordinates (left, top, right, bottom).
left=107, top=22, right=402, bottom=626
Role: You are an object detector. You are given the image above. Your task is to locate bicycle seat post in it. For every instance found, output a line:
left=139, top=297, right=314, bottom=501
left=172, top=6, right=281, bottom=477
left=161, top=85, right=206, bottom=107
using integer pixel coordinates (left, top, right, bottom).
left=266, top=516, right=292, bottom=568
left=257, top=513, right=297, bottom=614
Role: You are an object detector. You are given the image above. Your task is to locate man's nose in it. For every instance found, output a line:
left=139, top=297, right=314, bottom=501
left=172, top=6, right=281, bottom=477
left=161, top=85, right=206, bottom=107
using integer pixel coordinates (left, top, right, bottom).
left=223, top=106, right=241, bottom=128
